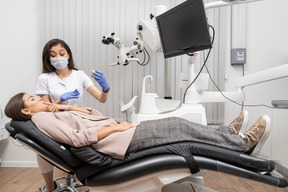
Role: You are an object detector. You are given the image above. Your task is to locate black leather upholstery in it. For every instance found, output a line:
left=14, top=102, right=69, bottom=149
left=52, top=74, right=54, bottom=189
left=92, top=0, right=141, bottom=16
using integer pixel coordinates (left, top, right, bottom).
left=5, top=120, right=288, bottom=188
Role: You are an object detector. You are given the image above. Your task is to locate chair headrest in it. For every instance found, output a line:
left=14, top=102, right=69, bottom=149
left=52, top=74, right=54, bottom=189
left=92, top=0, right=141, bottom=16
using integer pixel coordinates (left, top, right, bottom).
left=8, top=120, right=83, bottom=168
left=5, top=122, right=18, bottom=139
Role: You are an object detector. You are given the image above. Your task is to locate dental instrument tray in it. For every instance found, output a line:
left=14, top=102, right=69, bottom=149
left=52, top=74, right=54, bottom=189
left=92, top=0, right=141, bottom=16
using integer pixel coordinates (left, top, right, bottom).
left=271, top=100, right=288, bottom=108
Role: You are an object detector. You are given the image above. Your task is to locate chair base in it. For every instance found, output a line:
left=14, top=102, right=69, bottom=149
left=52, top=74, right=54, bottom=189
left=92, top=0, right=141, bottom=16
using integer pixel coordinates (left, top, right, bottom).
left=36, top=169, right=205, bottom=192
left=88, top=169, right=205, bottom=192
left=37, top=174, right=89, bottom=192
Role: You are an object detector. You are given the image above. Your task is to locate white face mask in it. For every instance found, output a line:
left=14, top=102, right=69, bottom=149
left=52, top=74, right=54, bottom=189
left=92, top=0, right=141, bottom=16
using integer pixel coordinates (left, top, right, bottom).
left=50, top=57, right=69, bottom=70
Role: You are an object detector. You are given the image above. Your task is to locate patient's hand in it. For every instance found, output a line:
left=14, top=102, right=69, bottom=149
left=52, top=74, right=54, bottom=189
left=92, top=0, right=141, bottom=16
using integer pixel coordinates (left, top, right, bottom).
left=43, top=102, right=92, bottom=114
left=44, top=102, right=71, bottom=112
left=116, top=122, right=134, bottom=132
left=44, top=102, right=60, bottom=112
left=97, top=122, right=134, bottom=141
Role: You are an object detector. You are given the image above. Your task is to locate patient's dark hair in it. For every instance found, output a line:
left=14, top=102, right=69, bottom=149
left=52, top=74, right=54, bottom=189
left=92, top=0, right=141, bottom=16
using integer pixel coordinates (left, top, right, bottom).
left=5, top=92, right=31, bottom=121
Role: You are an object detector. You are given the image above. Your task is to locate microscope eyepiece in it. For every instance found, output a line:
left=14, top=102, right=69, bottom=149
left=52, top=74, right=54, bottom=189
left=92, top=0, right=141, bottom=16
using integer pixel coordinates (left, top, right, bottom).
left=102, top=39, right=109, bottom=44
left=102, top=37, right=115, bottom=44
left=107, top=37, right=114, bottom=43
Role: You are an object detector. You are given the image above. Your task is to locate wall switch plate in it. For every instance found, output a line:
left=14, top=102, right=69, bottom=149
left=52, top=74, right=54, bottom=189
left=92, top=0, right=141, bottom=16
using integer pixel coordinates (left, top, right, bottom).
left=231, top=48, right=246, bottom=65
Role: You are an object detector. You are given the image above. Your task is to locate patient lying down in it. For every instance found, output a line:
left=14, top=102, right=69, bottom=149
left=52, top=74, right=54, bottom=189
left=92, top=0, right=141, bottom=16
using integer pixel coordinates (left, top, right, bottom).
left=5, top=93, right=271, bottom=160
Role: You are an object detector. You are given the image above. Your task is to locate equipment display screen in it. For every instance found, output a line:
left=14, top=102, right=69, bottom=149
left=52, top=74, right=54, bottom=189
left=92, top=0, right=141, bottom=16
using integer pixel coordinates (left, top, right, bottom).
left=156, top=0, right=212, bottom=58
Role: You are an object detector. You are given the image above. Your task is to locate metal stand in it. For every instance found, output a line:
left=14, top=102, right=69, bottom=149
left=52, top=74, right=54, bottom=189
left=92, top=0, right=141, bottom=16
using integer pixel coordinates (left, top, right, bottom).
left=37, top=173, right=89, bottom=192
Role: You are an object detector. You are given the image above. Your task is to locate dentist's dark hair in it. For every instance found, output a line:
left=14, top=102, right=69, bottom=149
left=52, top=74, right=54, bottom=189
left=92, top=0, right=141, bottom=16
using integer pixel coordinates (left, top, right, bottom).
left=5, top=92, right=31, bottom=121
left=42, top=39, right=78, bottom=73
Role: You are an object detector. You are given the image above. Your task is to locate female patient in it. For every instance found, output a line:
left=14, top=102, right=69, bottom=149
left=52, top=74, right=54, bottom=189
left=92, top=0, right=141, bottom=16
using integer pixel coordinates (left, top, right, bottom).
left=5, top=93, right=271, bottom=192
left=5, top=93, right=271, bottom=159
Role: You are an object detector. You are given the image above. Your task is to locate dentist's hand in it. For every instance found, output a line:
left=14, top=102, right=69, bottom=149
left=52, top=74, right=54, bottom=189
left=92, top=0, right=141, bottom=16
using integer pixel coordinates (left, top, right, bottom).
left=92, top=70, right=110, bottom=91
left=60, top=89, right=80, bottom=101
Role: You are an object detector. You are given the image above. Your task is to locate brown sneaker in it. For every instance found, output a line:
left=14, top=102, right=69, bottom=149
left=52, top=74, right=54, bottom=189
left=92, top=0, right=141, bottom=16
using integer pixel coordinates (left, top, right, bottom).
left=228, top=110, right=249, bottom=135
left=240, top=115, right=271, bottom=156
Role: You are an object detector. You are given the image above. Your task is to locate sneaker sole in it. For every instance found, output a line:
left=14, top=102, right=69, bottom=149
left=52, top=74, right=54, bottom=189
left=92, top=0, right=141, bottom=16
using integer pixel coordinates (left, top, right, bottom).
left=238, top=110, right=249, bottom=135
left=250, top=115, right=271, bottom=156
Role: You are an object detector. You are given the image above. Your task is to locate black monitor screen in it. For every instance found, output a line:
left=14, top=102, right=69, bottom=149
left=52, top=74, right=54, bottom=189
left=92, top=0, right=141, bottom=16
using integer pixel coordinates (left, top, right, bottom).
left=156, top=0, right=212, bottom=58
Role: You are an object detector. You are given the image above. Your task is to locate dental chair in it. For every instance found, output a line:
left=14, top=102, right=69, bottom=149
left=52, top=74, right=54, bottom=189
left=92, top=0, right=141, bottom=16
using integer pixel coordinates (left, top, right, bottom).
left=5, top=120, right=288, bottom=192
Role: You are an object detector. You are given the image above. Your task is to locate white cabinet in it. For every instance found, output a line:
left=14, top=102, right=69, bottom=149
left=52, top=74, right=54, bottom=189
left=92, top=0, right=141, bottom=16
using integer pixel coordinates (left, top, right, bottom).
left=272, top=109, right=288, bottom=167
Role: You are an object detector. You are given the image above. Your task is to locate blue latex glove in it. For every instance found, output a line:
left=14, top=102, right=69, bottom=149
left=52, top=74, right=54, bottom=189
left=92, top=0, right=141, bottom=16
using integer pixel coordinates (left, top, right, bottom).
left=60, top=89, right=80, bottom=101
left=92, top=70, right=110, bottom=91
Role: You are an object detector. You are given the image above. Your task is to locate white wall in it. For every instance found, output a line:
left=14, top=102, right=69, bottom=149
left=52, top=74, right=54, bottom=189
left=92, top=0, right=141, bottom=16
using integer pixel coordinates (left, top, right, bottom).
left=223, top=0, right=288, bottom=157
left=0, top=0, right=41, bottom=166
left=1, top=0, right=288, bottom=167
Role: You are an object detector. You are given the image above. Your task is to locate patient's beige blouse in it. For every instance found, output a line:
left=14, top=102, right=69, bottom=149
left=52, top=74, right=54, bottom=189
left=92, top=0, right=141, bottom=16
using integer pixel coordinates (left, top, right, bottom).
left=31, top=108, right=136, bottom=159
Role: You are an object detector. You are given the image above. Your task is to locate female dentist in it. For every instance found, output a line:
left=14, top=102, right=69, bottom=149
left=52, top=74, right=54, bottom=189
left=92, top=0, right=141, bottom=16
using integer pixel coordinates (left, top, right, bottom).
left=36, top=38, right=110, bottom=106
left=35, top=38, right=110, bottom=192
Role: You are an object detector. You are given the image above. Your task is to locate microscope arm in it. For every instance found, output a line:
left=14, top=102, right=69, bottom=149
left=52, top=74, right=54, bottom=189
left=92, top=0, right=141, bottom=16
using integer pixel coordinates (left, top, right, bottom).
left=234, top=63, right=288, bottom=88
left=102, top=8, right=163, bottom=67
left=102, top=32, right=142, bottom=66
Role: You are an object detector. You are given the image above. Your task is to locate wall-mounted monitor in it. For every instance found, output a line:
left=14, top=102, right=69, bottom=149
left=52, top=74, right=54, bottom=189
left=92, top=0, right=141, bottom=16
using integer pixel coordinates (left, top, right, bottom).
left=156, top=0, right=212, bottom=58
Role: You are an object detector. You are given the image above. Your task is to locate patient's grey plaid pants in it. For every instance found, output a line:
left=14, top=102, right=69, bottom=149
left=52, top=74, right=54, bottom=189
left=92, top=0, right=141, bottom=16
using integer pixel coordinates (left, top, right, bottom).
left=126, top=117, right=247, bottom=153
